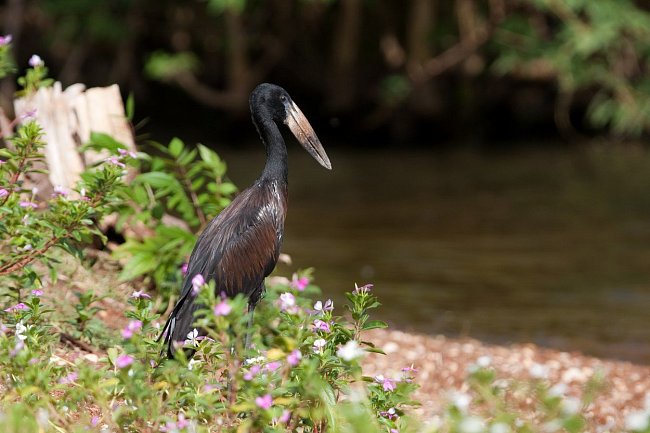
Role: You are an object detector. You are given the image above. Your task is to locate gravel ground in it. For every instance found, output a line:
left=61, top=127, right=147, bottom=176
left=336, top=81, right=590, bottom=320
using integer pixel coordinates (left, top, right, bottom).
left=362, top=329, right=650, bottom=431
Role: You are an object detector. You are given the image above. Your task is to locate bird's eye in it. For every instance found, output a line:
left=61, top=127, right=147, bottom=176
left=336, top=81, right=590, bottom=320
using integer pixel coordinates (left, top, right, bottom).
left=280, top=95, right=287, bottom=102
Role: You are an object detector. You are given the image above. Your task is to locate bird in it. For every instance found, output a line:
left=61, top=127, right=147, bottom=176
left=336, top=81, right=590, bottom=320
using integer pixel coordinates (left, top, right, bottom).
left=160, top=83, right=332, bottom=358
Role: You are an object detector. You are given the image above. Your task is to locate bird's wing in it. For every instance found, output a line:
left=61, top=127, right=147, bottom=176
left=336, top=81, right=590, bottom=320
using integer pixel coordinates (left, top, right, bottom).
left=185, top=183, right=284, bottom=299
left=160, top=182, right=285, bottom=355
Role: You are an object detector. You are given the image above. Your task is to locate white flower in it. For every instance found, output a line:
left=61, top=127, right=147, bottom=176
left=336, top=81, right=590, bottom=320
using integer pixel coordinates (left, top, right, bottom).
left=184, top=328, right=200, bottom=347
left=312, top=338, right=327, bottom=353
left=459, top=416, right=486, bottom=433
left=626, top=411, right=650, bottom=432
left=279, top=292, right=295, bottom=307
left=548, top=383, right=567, bottom=397
left=15, top=320, right=28, bottom=341
left=561, top=397, right=581, bottom=415
left=244, top=356, right=265, bottom=366
left=336, top=340, right=365, bottom=361
left=490, top=422, right=510, bottom=433
left=477, top=356, right=491, bottom=368
left=36, top=408, right=49, bottom=428
left=451, top=392, right=472, bottom=412
left=28, top=54, right=43, bottom=67
left=542, top=420, right=562, bottom=432
left=188, top=359, right=202, bottom=371
left=529, top=363, right=549, bottom=379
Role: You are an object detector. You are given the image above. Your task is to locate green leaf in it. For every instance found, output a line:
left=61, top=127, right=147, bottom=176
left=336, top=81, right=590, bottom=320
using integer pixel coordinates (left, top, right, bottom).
left=169, top=137, right=184, bottom=158
left=136, top=171, right=177, bottom=188
left=119, top=252, right=158, bottom=281
left=362, top=320, right=388, bottom=331
left=125, top=93, right=135, bottom=121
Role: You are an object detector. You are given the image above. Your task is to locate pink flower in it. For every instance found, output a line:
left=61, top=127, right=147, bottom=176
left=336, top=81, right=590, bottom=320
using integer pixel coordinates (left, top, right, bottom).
left=20, top=109, right=37, bottom=121
left=290, top=274, right=309, bottom=291
left=4, top=303, right=28, bottom=312
left=58, top=371, right=78, bottom=384
left=402, top=364, right=417, bottom=373
left=121, top=320, right=143, bottom=339
left=0, top=189, right=8, bottom=198
left=312, top=319, right=331, bottom=333
left=287, top=349, right=302, bottom=366
left=181, top=262, right=188, bottom=275
left=10, top=340, right=25, bottom=357
left=375, top=374, right=397, bottom=392
left=265, top=361, right=281, bottom=372
left=117, top=148, right=137, bottom=158
left=52, top=185, right=68, bottom=197
left=243, top=364, right=261, bottom=381
left=176, top=414, right=189, bottom=429
left=191, top=274, right=205, bottom=295
left=19, top=201, right=38, bottom=209
left=31, top=289, right=43, bottom=297
left=0, top=35, right=12, bottom=46
left=131, top=290, right=151, bottom=299
left=28, top=54, right=43, bottom=67
left=353, top=283, right=373, bottom=295
left=105, top=156, right=126, bottom=168
left=278, top=410, right=291, bottom=424
left=213, top=299, right=231, bottom=316
left=90, top=416, right=100, bottom=426
left=115, top=354, right=134, bottom=369
left=255, top=394, right=273, bottom=410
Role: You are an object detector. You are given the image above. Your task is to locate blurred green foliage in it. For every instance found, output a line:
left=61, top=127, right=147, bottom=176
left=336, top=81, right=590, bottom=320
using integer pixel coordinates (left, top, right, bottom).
left=3, top=0, right=650, bottom=139
left=495, top=0, right=650, bottom=136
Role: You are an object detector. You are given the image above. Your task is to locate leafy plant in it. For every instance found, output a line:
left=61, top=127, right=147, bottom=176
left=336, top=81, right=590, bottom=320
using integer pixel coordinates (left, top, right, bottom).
left=16, top=55, right=54, bottom=97
left=0, top=122, right=136, bottom=304
left=110, top=136, right=237, bottom=296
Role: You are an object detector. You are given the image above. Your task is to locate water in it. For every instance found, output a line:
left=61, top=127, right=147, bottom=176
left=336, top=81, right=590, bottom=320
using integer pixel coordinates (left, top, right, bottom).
left=218, top=145, right=650, bottom=363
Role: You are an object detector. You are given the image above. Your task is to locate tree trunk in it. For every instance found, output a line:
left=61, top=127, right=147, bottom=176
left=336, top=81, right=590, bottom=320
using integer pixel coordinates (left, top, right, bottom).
left=406, top=0, right=441, bottom=115
left=327, top=0, right=363, bottom=112
left=225, top=9, right=252, bottom=114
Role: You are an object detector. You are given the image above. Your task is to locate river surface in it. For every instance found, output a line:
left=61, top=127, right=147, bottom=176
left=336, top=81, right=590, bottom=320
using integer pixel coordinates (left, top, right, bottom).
left=217, top=145, right=650, bottom=363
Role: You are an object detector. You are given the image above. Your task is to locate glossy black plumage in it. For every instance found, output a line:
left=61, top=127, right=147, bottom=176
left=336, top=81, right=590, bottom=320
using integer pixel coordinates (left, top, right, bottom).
left=160, top=83, right=331, bottom=357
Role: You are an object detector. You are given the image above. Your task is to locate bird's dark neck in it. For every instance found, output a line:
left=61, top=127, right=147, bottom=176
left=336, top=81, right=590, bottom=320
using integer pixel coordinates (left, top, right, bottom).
left=254, top=117, right=288, bottom=183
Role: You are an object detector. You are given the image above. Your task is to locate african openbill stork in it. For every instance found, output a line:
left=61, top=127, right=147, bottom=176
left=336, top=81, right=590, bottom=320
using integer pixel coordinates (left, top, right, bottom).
left=160, top=83, right=332, bottom=357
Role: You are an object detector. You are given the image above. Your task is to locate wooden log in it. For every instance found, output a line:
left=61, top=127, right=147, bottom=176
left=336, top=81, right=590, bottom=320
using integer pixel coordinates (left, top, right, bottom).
left=13, top=82, right=135, bottom=197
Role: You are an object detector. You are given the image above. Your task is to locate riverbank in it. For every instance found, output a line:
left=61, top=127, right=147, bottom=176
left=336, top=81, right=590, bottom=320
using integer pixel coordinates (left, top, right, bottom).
left=363, top=328, right=650, bottom=431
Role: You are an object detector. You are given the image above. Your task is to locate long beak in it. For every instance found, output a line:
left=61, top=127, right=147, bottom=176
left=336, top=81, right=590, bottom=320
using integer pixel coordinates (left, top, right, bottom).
left=285, top=101, right=332, bottom=170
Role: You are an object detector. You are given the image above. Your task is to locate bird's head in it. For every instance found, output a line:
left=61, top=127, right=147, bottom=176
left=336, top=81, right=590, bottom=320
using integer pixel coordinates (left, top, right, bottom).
left=251, top=83, right=332, bottom=170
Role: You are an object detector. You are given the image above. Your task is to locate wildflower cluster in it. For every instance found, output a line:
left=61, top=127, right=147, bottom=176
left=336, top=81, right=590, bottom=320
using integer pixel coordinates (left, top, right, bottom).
left=1, top=264, right=420, bottom=432
left=0, top=120, right=137, bottom=302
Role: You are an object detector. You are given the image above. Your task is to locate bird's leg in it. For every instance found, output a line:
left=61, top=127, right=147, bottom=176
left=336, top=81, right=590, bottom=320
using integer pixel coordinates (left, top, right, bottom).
left=244, top=303, right=255, bottom=350
left=244, top=282, right=264, bottom=350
